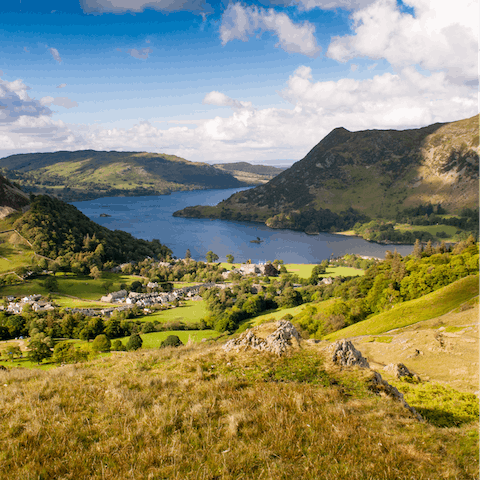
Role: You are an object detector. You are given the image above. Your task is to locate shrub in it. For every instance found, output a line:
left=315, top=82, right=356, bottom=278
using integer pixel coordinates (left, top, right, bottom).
left=92, top=334, right=111, bottom=352
left=160, top=335, right=183, bottom=348
left=111, top=339, right=126, bottom=351
left=126, top=333, right=143, bottom=351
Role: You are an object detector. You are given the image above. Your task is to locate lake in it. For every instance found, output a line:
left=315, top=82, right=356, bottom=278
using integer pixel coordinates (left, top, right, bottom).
left=73, top=188, right=413, bottom=263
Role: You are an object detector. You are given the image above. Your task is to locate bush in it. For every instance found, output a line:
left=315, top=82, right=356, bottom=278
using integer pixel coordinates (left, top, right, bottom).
left=92, top=334, right=111, bottom=352
left=111, top=339, right=126, bottom=351
left=160, top=335, right=183, bottom=348
left=52, top=341, right=87, bottom=364
left=126, top=333, right=143, bottom=351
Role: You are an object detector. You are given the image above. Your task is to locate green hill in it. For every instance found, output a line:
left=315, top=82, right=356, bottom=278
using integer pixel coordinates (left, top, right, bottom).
left=324, top=275, right=479, bottom=340
left=0, top=150, right=248, bottom=201
left=174, top=115, right=479, bottom=233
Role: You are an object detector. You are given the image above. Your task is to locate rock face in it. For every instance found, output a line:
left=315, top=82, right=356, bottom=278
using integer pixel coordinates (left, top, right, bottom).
left=330, top=340, right=422, bottom=421
left=223, top=320, right=301, bottom=356
left=384, top=363, right=421, bottom=381
left=330, top=339, right=370, bottom=368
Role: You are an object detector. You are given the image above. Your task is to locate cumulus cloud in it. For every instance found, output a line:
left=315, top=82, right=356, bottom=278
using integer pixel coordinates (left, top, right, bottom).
left=0, top=78, right=52, bottom=124
left=49, top=47, right=62, bottom=63
left=127, top=48, right=153, bottom=59
left=56, top=83, right=67, bottom=88
left=80, top=0, right=212, bottom=14
left=40, top=96, right=79, bottom=109
left=327, top=0, right=478, bottom=86
left=220, top=3, right=320, bottom=56
left=203, top=91, right=253, bottom=109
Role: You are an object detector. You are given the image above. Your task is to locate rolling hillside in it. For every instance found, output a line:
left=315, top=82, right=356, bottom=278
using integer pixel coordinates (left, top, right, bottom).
left=175, top=115, right=479, bottom=231
left=0, top=150, right=247, bottom=201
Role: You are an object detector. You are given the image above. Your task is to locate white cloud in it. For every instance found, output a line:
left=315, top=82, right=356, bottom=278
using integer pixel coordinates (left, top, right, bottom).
left=350, top=64, right=358, bottom=71
left=79, top=0, right=212, bottom=14
left=220, top=3, right=320, bottom=57
left=127, top=48, right=153, bottom=59
left=0, top=78, right=52, bottom=124
left=291, top=0, right=376, bottom=11
left=327, top=0, right=478, bottom=86
left=203, top=91, right=253, bottom=109
left=49, top=47, right=62, bottom=63
left=56, top=83, right=67, bottom=88
left=40, top=96, right=79, bottom=109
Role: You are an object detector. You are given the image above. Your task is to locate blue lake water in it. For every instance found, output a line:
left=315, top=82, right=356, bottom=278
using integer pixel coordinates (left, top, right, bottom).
left=72, top=188, right=413, bottom=263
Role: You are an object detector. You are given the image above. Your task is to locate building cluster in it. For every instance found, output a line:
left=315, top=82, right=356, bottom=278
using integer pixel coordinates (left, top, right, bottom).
left=1, top=294, right=55, bottom=314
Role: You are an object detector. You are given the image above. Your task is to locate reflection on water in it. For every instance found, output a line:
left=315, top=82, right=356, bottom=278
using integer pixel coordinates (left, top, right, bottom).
left=73, top=188, right=413, bottom=263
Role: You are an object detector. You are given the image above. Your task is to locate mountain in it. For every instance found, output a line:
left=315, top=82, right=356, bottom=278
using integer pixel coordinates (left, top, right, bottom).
left=0, top=174, right=29, bottom=219
left=0, top=150, right=248, bottom=201
left=213, top=162, right=285, bottom=185
left=174, top=115, right=479, bottom=231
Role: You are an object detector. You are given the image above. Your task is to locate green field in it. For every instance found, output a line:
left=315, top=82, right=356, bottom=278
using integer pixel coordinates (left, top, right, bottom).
left=325, top=275, right=479, bottom=340
left=119, top=329, right=218, bottom=349
left=0, top=231, right=36, bottom=274
left=220, top=263, right=364, bottom=279
left=140, top=300, right=207, bottom=324
left=394, top=224, right=460, bottom=241
left=248, top=299, right=336, bottom=327
left=0, top=273, right=141, bottom=300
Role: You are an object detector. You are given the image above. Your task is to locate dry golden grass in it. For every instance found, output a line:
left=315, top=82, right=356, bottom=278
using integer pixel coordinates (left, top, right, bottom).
left=0, top=342, right=478, bottom=479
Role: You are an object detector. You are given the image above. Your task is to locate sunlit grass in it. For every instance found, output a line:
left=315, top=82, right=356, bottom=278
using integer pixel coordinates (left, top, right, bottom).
left=325, top=275, right=479, bottom=340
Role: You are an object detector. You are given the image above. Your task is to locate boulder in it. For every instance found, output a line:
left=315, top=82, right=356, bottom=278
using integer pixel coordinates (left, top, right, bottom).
left=384, top=363, right=421, bottom=381
left=331, top=339, right=370, bottom=368
left=223, top=320, right=301, bottom=356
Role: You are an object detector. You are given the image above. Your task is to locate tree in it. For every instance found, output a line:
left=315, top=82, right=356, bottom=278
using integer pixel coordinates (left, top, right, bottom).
left=28, top=335, right=53, bottom=363
left=185, top=249, right=192, bottom=260
left=43, top=276, right=59, bottom=292
left=160, top=335, right=183, bottom=348
left=126, top=333, right=143, bottom=351
left=412, top=239, right=423, bottom=259
left=226, top=254, right=235, bottom=264
left=92, top=334, right=111, bottom=352
left=206, top=251, right=219, bottom=263
left=52, top=341, right=87, bottom=364
left=102, top=280, right=114, bottom=293
left=90, top=266, right=102, bottom=280
left=3, top=343, right=22, bottom=361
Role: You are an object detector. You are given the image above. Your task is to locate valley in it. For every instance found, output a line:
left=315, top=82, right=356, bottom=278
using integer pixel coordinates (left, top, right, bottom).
left=0, top=115, right=478, bottom=479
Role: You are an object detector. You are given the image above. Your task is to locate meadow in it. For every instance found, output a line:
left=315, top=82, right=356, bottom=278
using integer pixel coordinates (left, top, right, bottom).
left=0, top=341, right=477, bottom=479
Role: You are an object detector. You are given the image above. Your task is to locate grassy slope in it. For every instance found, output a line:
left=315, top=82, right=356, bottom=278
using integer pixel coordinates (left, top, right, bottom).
left=325, top=275, right=479, bottom=340
left=0, top=342, right=477, bottom=479
left=354, top=301, right=479, bottom=393
left=141, top=300, right=208, bottom=324
left=119, top=329, right=218, bottom=349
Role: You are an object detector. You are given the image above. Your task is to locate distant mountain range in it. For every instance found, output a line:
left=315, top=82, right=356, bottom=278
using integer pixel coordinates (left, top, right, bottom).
left=174, top=115, right=479, bottom=232
left=213, top=162, right=285, bottom=185
left=0, top=151, right=279, bottom=202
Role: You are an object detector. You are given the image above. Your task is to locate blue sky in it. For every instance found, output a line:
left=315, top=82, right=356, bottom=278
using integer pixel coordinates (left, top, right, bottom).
left=0, top=0, right=477, bottom=164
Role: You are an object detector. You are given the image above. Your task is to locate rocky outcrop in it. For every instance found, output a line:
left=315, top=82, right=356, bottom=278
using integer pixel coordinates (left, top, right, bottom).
left=223, top=320, right=301, bottom=356
left=384, top=363, right=421, bottom=381
left=330, top=339, right=370, bottom=368
left=330, top=340, right=422, bottom=421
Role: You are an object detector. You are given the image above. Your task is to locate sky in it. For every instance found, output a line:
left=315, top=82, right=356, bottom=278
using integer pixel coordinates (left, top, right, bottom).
left=0, top=0, right=478, bottom=165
